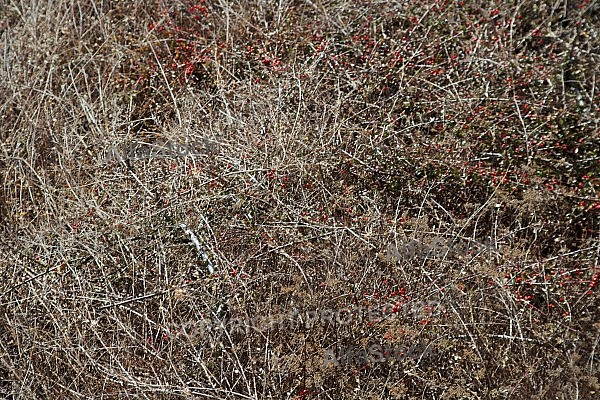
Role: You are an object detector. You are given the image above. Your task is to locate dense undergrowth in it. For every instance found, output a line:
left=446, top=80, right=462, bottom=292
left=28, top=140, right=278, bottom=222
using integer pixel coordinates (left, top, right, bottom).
left=1, top=0, right=599, bottom=398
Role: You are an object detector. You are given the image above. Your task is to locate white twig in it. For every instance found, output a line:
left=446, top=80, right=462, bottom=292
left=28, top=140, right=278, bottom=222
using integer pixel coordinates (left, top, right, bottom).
left=179, top=223, right=214, bottom=274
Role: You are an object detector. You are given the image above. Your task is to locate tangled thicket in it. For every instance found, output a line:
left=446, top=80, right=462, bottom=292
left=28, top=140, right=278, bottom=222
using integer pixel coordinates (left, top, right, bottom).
left=1, top=0, right=599, bottom=398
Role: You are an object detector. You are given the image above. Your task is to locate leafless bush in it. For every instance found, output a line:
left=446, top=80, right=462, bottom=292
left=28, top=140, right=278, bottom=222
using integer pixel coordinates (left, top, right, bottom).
left=1, top=0, right=599, bottom=398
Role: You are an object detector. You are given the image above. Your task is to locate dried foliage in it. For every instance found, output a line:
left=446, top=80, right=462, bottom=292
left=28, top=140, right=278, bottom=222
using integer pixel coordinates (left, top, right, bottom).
left=1, top=0, right=599, bottom=398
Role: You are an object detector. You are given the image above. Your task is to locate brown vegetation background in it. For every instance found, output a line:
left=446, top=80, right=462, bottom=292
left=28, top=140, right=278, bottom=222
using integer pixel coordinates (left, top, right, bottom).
left=1, top=0, right=599, bottom=398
